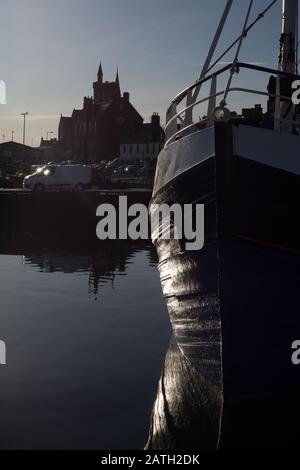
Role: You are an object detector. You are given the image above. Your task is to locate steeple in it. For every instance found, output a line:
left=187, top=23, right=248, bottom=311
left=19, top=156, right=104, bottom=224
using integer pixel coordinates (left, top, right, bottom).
left=115, top=67, right=121, bottom=95
left=97, top=62, right=103, bottom=83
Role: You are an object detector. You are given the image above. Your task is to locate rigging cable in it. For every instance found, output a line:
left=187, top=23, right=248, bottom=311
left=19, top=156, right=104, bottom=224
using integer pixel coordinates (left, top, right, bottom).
left=221, top=0, right=254, bottom=106
left=206, top=0, right=278, bottom=75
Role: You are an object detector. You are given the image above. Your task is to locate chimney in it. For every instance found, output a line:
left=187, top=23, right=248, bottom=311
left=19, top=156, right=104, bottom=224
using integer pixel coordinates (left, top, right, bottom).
left=84, top=96, right=93, bottom=108
left=123, top=92, right=130, bottom=102
left=151, top=112, right=160, bottom=128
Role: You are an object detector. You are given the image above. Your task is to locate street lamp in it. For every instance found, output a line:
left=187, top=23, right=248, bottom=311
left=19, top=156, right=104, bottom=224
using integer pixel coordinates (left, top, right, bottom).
left=21, top=112, right=29, bottom=145
left=46, top=131, right=54, bottom=140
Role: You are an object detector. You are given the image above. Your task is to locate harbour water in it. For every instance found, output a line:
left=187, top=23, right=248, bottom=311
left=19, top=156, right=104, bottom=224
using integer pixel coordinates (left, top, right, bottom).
left=1, top=234, right=300, bottom=450
left=0, top=239, right=170, bottom=450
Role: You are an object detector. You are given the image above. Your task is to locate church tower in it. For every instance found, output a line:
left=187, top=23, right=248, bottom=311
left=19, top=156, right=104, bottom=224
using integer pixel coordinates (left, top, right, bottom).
left=93, top=61, right=121, bottom=104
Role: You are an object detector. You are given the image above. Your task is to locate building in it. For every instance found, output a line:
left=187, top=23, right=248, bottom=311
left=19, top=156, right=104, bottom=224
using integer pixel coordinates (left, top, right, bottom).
left=59, top=63, right=145, bottom=163
left=38, top=137, right=66, bottom=163
left=40, top=137, right=59, bottom=147
left=120, top=113, right=165, bottom=164
left=0, top=141, right=41, bottom=176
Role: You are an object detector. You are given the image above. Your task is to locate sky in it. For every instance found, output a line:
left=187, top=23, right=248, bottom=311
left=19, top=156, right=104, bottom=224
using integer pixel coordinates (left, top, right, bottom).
left=0, top=0, right=290, bottom=146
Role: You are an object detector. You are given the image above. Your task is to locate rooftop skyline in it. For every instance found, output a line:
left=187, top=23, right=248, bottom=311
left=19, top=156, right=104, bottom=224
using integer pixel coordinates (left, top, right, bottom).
left=0, top=0, right=294, bottom=146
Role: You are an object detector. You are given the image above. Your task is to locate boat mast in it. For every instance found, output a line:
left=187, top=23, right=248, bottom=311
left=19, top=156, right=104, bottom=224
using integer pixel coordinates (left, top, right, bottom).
left=183, top=0, right=234, bottom=127
left=280, top=0, right=298, bottom=74
left=278, top=0, right=298, bottom=132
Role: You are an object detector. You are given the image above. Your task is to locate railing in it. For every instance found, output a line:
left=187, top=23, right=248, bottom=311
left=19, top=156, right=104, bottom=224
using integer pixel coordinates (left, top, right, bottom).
left=164, top=61, right=300, bottom=147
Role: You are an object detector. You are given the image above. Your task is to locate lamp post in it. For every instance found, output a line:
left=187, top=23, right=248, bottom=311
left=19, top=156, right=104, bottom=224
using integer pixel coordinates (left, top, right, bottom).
left=21, top=112, right=28, bottom=145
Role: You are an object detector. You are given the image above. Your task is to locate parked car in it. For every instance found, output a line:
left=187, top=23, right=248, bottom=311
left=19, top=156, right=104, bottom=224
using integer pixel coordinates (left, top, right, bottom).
left=23, top=164, right=92, bottom=191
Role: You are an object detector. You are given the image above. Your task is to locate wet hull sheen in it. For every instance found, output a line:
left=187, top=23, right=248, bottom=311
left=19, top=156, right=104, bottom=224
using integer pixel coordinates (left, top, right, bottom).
left=148, top=122, right=300, bottom=449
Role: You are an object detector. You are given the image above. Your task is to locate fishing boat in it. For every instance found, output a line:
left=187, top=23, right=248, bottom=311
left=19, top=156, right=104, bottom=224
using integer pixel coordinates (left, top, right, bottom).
left=149, top=0, right=300, bottom=449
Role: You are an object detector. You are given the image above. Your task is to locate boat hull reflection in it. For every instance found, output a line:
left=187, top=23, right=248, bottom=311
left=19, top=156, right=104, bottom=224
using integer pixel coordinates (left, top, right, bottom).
left=145, top=336, right=223, bottom=450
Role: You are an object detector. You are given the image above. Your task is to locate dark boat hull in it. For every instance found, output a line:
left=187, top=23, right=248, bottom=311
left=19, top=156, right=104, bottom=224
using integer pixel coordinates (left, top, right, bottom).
left=149, top=122, right=300, bottom=448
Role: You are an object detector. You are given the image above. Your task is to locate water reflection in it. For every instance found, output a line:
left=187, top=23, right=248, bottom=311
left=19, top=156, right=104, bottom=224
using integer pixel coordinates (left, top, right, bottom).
left=146, top=335, right=300, bottom=450
left=2, top=237, right=158, bottom=299
left=2, top=231, right=300, bottom=449
left=145, top=336, right=223, bottom=450
left=0, top=233, right=169, bottom=450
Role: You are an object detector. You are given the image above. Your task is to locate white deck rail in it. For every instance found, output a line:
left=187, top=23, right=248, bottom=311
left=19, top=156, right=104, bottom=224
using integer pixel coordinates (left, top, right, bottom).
left=164, top=62, right=300, bottom=147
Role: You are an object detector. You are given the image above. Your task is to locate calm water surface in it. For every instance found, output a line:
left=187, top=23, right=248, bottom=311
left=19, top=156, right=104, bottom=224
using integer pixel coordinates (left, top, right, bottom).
left=0, top=241, right=170, bottom=449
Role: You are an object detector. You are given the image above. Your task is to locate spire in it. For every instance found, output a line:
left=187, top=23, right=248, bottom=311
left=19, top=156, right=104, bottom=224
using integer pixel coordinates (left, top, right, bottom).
left=116, top=67, right=121, bottom=95
left=97, top=62, right=103, bottom=83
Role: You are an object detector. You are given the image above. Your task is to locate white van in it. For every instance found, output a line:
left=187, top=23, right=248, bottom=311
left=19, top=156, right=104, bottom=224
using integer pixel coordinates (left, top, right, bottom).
left=23, top=165, right=92, bottom=191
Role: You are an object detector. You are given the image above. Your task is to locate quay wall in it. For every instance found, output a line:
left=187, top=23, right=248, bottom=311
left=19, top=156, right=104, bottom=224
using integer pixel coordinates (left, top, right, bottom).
left=0, top=190, right=152, bottom=241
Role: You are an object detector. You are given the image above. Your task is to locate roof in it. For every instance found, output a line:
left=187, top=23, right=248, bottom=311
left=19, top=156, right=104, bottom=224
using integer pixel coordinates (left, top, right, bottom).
left=0, top=141, right=35, bottom=151
left=0, top=141, right=40, bottom=160
left=59, top=116, right=72, bottom=123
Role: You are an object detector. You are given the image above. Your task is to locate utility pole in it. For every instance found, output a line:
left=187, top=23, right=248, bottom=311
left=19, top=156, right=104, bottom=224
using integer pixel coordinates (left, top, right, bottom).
left=21, top=112, right=29, bottom=145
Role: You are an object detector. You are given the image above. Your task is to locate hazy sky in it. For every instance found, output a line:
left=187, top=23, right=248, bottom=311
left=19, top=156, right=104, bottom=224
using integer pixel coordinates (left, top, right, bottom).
left=0, top=0, right=289, bottom=146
